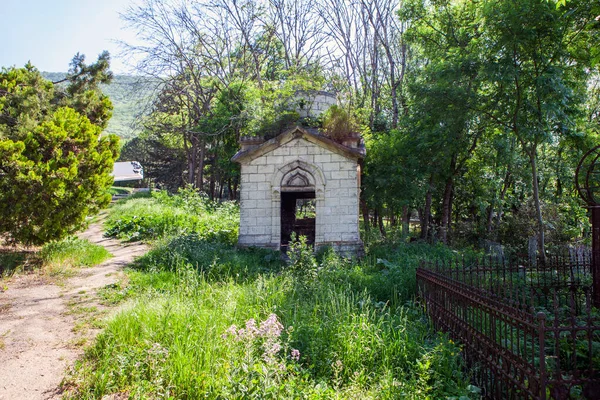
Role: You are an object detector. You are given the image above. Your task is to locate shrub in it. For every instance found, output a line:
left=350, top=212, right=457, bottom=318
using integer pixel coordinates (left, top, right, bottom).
left=286, top=233, right=318, bottom=286
left=104, top=189, right=238, bottom=244
left=322, top=105, right=359, bottom=142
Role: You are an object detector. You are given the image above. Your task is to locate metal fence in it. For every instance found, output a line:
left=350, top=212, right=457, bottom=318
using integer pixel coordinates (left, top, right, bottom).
left=416, top=254, right=600, bottom=399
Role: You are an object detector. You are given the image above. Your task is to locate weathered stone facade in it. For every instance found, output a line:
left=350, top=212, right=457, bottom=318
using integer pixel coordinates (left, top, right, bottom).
left=293, top=91, right=338, bottom=119
left=232, top=126, right=365, bottom=256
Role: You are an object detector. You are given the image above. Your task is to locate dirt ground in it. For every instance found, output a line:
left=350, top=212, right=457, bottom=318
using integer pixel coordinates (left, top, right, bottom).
left=0, top=220, right=147, bottom=400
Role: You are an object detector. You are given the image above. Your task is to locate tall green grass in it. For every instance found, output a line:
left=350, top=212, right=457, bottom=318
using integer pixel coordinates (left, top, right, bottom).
left=40, top=237, right=112, bottom=277
left=67, top=269, right=474, bottom=399
left=63, top=189, right=478, bottom=398
left=104, top=188, right=238, bottom=244
left=1, top=237, right=110, bottom=279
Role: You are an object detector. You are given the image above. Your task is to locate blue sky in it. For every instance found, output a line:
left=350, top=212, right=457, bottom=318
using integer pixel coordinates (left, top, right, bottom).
left=1, top=0, right=137, bottom=74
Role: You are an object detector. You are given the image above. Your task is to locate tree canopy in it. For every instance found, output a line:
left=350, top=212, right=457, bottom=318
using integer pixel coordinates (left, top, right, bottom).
left=118, top=0, right=599, bottom=255
left=0, top=56, right=119, bottom=245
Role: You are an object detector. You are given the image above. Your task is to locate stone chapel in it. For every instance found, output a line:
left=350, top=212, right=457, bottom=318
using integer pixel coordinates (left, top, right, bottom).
left=232, top=93, right=365, bottom=256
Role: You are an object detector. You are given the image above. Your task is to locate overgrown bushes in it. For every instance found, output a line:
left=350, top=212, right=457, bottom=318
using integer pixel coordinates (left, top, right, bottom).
left=104, top=188, right=238, bottom=244
left=62, top=189, right=478, bottom=398
left=66, top=244, right=474, bottom=399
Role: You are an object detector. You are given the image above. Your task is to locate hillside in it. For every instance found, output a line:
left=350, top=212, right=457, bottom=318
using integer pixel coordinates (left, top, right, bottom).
left=42, top=72, right=155, bottom=140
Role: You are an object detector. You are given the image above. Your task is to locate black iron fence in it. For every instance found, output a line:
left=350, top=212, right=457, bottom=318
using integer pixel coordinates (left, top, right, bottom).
left=416, top=254, right=600, bottom=399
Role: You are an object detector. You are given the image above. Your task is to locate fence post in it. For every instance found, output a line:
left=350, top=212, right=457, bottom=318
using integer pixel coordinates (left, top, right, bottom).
left=592, top=207, right=600, bottom=308
left=537, top=312, right=547, bottom=400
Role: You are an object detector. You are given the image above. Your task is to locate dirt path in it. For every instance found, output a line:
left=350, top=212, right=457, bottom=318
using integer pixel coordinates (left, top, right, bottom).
left=0, top=220, right=147, bottom=400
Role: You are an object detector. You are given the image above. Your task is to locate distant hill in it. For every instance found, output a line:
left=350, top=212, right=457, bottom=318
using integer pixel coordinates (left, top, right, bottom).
left=42, top=72, right=156, bottom=140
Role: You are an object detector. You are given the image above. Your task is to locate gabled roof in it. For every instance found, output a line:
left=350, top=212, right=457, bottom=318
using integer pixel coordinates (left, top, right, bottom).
left=231, top=126, right=365, bottom=164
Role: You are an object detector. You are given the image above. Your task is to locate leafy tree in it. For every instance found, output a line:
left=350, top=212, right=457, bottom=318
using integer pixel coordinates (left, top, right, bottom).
left=0, top=60, right=119, bottom=245
left=402, top=0, right=484, bottom=243
left=478, top=0, right=593, bottom=260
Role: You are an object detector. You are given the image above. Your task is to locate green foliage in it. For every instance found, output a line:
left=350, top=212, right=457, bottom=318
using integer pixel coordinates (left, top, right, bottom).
left=363, top=0, right=599, bottom=251
left=63, top=195, right=477, bottom=399
left=104, top=188, right=238, bottom=243
left=118, top=131, right=187, bottom=192
left=286, top=233, right=318, bottom=286
left=0, top=62, right=120, bottom=245
left=44, top=72, right=155, bottom=140
left=242, top=81, right=302, bottom=139
left=39, top=236, right=111, bottom=270
left=321, top=105, right=360, bottom=142
left=65, top=260, right=472, bottom=399
left=62, top=51, right=114, bottom=129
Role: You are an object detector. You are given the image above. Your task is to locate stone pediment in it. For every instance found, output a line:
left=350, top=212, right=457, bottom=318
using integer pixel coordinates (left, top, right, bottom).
left=231, top=126, right=365, bottom=164
left=285, top=172, right=310, bottom=187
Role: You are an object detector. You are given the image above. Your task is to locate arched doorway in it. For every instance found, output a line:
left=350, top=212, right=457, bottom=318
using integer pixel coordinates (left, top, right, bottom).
left=270, top=160, right=326, bottom=251
left=280, top=190, right=315, bottom=250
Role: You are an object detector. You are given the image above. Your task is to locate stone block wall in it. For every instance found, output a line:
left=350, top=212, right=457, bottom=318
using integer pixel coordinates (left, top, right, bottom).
left=238, top=136, right=362, bottom=254
left=294, top=91, right=338, bottom=119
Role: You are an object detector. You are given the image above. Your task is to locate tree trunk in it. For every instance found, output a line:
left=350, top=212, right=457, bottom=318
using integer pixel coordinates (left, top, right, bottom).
left=421, top=176, right=434, bottom=240
left=209, top=175, right=215, bottom=200
left=402, top=205, right=409, bottom=238
left=390, top=209, right=397, bottom=227
left=219, top=178, right=225, bottom=200
left=361, top=198, right=370, bottom=233
left=487, top=169, right=512, bottom=234
left=195, top=141, right=205, bottom=191
left=188, top=134, right=197, bottom=186
left=440, top=176, right=454, bottom=244
left=529, top=149, right=546, bottom=264
left=377, top=209, right=386, bottom=238
left=233, top=179, right=238, bottom=200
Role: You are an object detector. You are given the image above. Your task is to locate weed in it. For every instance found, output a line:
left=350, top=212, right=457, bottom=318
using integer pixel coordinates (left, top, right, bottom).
left=63, top=190, right=478, bottom=399
left=104, top=189, right=238, bottom=244
left=0, top=330, right=9, bottom=350
left=70, top=337, right=89, bottom=348
left=286, top=233, right=318, bottom=287
left=98, top=280, right=131, bottom=306
left=40, top=237, right=111, bottom=278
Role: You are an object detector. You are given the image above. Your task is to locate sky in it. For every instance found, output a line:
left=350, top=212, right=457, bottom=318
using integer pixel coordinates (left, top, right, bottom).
left=1, top=0, right=139, bottom=74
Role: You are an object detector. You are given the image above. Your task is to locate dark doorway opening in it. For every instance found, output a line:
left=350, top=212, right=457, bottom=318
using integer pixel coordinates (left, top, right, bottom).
left=281, top=190, right=316, bottom=251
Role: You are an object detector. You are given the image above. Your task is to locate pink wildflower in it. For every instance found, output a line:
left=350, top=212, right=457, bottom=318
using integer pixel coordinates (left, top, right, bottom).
left=222, top=324, right=239, bottom=340
left=259, top=313, right=283, bottom=338
left=290, top=349, right=300, bottom=361
left=245, top=318, right=259, bottom=337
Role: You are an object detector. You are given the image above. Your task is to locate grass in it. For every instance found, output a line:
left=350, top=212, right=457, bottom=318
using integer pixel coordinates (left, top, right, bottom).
left=107, top=186, right=135, bottom=196
left=104, top=188, right=238, bottom=243
left=39, top=237, right=112, bottom=278
left=62, top=189, right=478, bottom=399
left=1, top=237, right=111, bottom=280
